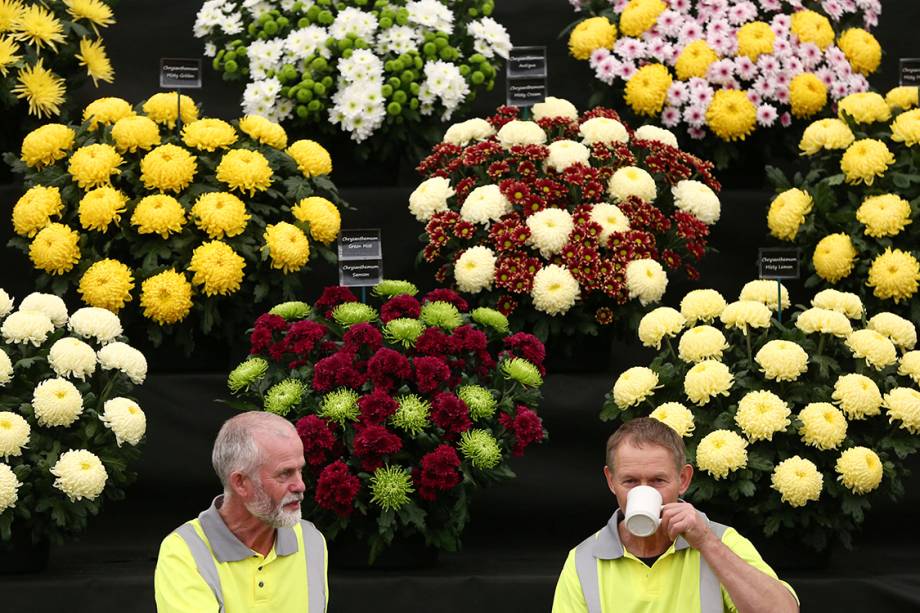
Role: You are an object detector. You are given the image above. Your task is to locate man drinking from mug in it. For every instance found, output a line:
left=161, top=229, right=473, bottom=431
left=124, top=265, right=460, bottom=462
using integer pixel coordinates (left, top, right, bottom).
left=552, top=417, right=798, bottom=613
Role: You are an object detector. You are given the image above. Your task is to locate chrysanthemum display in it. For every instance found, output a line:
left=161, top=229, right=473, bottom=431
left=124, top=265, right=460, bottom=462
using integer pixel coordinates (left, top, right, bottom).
left=0, top=288, right=147, bottom=547
left=5, top=93, right=346, bottom=352
left=567, top=0, right=881, bottom=166
left=767, top=87, right=920, bottom=321
left=226, top=280, right=547, bottom=561
left=194, top=0, right=511, bottom=158
left=602, top=281, right=920, bottom=551
left=411, top=98, right=721, bottom=340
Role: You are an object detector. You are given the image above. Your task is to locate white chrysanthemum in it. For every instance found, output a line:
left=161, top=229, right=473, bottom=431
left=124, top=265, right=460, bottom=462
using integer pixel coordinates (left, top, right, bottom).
left=812, top=289, right=864, bottom=319
left=846, top=329, right=898, bottom=370
left=609, top=166, right=657, bottom=202
left=467, top=16, right=512, bottom=59
left=246, top=38, right=286, bottom=81
left=626, top=259, right=668, bottom=306
left=33, top=378, right=84, bottom=427
left=100, top=397, right=146, bottom=446
left=0, top=288, right=13, bottom=319
left=0, top=412, right=30, bottom=459
left=678, top=325, right=728, bottom=363
left=0, top=348, right=11, bottom=386
left=589, top=203, right=630, bottom=242
left=284, top=25, right=331, bottom=62
left=0, top=463, right=20, bottom=512
left=546, top=140, right=591, bottom=171
left=635, top=125, right=679, bottom=147
left=900, top=352, right=920, bottom=386
left=755, top=340, right=809, bottom=382
left=527, top=208, right=574, bottom=257
left=638, top=306, right=685, bottom=349
left=67, top=307, right=123, bottom=345
left=532, top=96, right=579, bottom=121
left=406, top=0, right=454, bottom=33
left=418, top=61, right=469, bottom=120
left=795, top=307, right=853, bottom=338
left=442, top=118, right=495, bottom=146
left=409, top=177, right=454, bottom=222
left=242, top=78, right=284, bottom=123
left=579, top=117, right=629, bottom=145
left=680, top=289, right=726, bottom=324
left=832, top=373, right=882, bottom=419
left=734, top=390, right=791, bottom=442
left=454, top=246, right=496, bottom=294
left=613, top=366, right=660, bottom=408
left=375, top=24, right=421, bottom=56
left=868, top=312, right=917, bottom=351
left=329, top=7, right=378, bottom=41
left=48, top=337, right=97, bottom=380
left=671, top=180, right=721, bottom=225
left=97, top=342, right=148, bottom=384
left=496, top=120, right=547, bottom=147
left=1, top=311, right=55, bottom=347
left=739, top=280, right=790, bottom=310
left=51, top=449, right=108, bottom=502
left=650, top=402, right=695, bottom=437
left=531, top=265, right=580, bottom=316
left=19, top=292, right=68, bottom=326
left=460, top=184, right=511, bottom=225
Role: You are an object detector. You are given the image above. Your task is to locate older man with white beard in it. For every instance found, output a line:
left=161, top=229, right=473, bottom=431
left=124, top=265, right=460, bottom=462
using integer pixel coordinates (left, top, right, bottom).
left=155, top=412, right=328, bottom=613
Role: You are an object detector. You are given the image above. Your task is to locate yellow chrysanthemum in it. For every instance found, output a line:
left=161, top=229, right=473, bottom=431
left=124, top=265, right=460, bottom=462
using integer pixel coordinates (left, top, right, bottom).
left=76, top=37, right=113, bottom=86
left=12, top=185, right=62, bottom=237
left=832, top=373, right=882, bottom=419
left=837, top=28, right=881, bottom=75
left=812, top=233, right=856, bottom=282
left=12, top=4, right=64, bottom=50
left=867, top=312, right=916, bottom=351
left=188, top=241, right=246, bottom=296
left=29, top=223, right=80, bottom=274
left=216, top=149, right=273, bottom=196
left=624, top=63, right=671, bottom=116
left=846, top=329, right=898, bottom=370
left=78, top=186, right=127, bottom=232
left=0, top=0, right=22, bottom=34
left=719, top=300, right=772, bottom=333
left=899, top=352, right=920, bottom=386
left=886, top=86, right=919, bottom=111
left=292, top=196, right=341, bottom=244
left=767, top=188, right=812, bottom=241
left=684, top=360, right=733, bottom=406
left=78, top=258, right=134, bottom=311
left=867, top=248, right=920, bottom=304
left=883, top=387, right=920, bottom=434
left=83, top=97, right=134, bottom=130
left=795, top=307, right=852, bottom=338
left=238, top=114, right=287, bottom=149
left=798, top=118, right=854, bottom=156
left=111, top=115, right=160, bottom=153
left=131, top=194, right=186, bottom=238
left=0, top=35, right=19, bottom=76
left=68, top=143, right=122, bottom=189
left=649, top=402, right=694, bottom=437
left=264, top=222, right=310, bottom=274
left=638, top=306, right=685, bottom=349
left=568, top=16, right=616, bottom=60
left=837, top=92, right=890, bottom=124
left=735, top=390, right=791, bottom=442
left=856, top=194, right=911, bottom=238
left=182, top=118, right=238, bottom=152
left=191, top=192, right=250, bottom=239
left=619, top=0, right=666, bottom=37
left=890, top=109, right=920, bottom=147
left=12, top=60, right=65, bottom=117
left=836, top=447, right=883, bottom=494
left=771, top=456, right=822, bottom=507
left=679, top=289, right=725, bottom=324
left=695, top=430, right=747, bottom=480
left=64, top=0, right=114, bottom=31
left=286, top=139, right=332, bottom=177
left=143, top=92, right=198, bottom=129
left=674, top=40, right=717, bottom=80
left=706, top=89, right=757, bottom=142
left=790, top=9, right=834, bottom=49
left=736, top=22, right=775, bottom=61
left=798, top=402, right=847, bottom=450
left=812, top=288, right=863, bottom=319
left=677, top=325, right=728, bottom=363
left=755, top=340, right=809, bottom=382
left=140, top=270, right=193, bottom=325
left=788, top=72, right=827, bottom=118
left=20, top=123, right=74, bottom=168
left=612, top=366, right=660, bottom=409
left=140, top=144, right=197, bottom=193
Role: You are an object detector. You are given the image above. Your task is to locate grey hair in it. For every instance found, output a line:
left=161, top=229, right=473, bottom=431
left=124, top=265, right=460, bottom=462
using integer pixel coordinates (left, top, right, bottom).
left=212, top=412, right=297, bottom=495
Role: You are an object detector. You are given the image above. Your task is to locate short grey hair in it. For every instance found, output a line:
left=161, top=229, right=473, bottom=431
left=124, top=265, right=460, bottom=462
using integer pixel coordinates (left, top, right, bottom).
left=212, top=412, right=297, bottom=494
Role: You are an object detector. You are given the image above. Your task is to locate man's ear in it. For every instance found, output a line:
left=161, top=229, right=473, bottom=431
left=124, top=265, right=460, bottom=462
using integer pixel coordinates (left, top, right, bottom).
left=678, top=463, right=693, bottom=496
left=603, top=465, right=616, bottom=494
left=229, top=471, right=252, bottom=498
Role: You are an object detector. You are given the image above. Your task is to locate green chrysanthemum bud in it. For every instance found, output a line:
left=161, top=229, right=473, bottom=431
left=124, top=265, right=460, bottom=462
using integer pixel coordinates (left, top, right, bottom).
left=471, top=307, right=509, bottom=333
left=384, top=318, right=425, bottom=348
left=228, top=357, right=270, bottom=393
left=420, top=301, right=463, bottom=330
left=370, top=465, right=414, bottom=511
left=264, top=379, right=306, bottom=416
left=269, top=301, right=311, bottom=320
left=459, top=429, right=502, bottom=469
left=502, top=358, right=543, bottom=387
left=391, top=394, right=430, bottom=435
left=458, top=385, right=496, bottom=420
left=332, top=302, right=378, bottom=327
left=373, top=279, right=418, bottom=297
left=317, top=388, right=360, bottom=425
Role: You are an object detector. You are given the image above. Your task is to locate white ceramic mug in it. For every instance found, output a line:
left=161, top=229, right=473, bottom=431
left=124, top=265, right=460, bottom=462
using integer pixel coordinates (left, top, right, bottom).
left=624, top=485, right=663, bottom=537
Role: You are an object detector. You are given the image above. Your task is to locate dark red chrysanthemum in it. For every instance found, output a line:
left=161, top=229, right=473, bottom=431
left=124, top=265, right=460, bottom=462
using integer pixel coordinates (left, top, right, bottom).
left=295, top=415, right=337, bottom=468
left=503, top=333, right=546, bottom=372
left=451, top=325, right=488, bottom=353
left=381, top=295, right=421, bottom=323
left=415, top=444, right=462, bottom=501
left=430, top=392, right=472, bottom=436
left=499, top=406, right=545, bottom=456
left=314, top=286, right=358, bottom=318
left=343, top=323, right=383, bottom=354
left=315, top=461, right=361, bottom=517
left=353, top=424, right=403, bottom=472
left=413, top=356, right=451, bottom=394
left=250, top=313, right=289, bottom=355
left=313, top=351, right=365, bottom=392
left=282, top=320, right=328, bottom=368
left=423, top=288, right=469, bottom=312
left=358, top=388, right=399, bottom=424
left=367, top=347, right=412, bottom=391
left=414, top=327, right=454, bottom=357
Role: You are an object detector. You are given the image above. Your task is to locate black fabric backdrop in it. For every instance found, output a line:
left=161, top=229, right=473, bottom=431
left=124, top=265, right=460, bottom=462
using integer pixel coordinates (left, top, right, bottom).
left=3, top=1, right=920, bottom=611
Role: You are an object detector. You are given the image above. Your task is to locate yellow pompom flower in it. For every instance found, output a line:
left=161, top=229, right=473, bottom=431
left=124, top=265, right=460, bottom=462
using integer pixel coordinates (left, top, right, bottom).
left=883, top=387, right=920, bottom=434
left=832, top=373, right=882, bottom=419
left=78, top=186, right=127, bottom=232
left=264, top=222, right=310, bottom=273
left=292, top=196, right=341, bottom=244
left=739, top=279, right=790, bottom=310
left=649, top=402, right=694, bottom=437
left=76, top=38, right=113, bottom=86
left=795, top=307, right=852, bottom=338
left=111, top=115, right=160, bottom=153
left=798, top=402, right=847, bottom=450
left=64, top=0, right=115, bottom=31
left=790, top=9, right=834, bottom=49
left=837, top=92, right=890, bottom=124
left=143, top=92, right=198, bottom=129
left=705, top=90, right=757, bottom=142
left=624, top=63, right=671, bottom=117
left=619, top=0, right=666, bottom=37
left=78, top=259, right=134, bottom=311
left=188, top=241, right=246, bottom=296
left=867, top=312, right=916, bottom=351
left=131, top=194, right=186, bottom=238
left=846, top=329, right=898, bottom=370
left=287, top=139, right=332, bottom=176
left=678, top=325, right=728, bottom=363
left=140, top=144, right=197, bottom=193
left=12, top=4, right=64, bottom=50
left=767, top=188, right=812, bottom=241
left=612, top=366, right=660, bottom=409
left=238, top=114, right=287, bottom=149
left=788, top=72, right=827, bottom=118
left=674, top=40, right=718, bottom=80
left=812, top=289, right=863, bottom=319
left=837, top=28, right=881, bottom=75
left=812, top=233, right=856, bottom=282
left=29, top=223, right=80, bottom=274
left=679, top=289, right=725, bottom=324
left=638, top=306, right=685, bottom=348
left=890, top=109, right=920, bottom=147
left=216, top=149, right=273, bottom=196
left=12, top=185, right=62, bottom=237
left=182, top=118, right=238, bottom=152
left=68, top=143, right=122, bottom=189
left=836, top=447, right=883, bottom=494
left=191, top=192, right=250, bottom=239
left=568, top=16, right=617, bottom=60
left=798, top=118, right=854, bottom=156
left=735, top=390, right=791, bottom=442
left=736, top=22, right=775, bottom=61
left=899, top=352, right=920, bottom=386
left=886, top=86, right=919, bottom=111
left=13, top=60, right=65, bottom=117
left=83, top=97, right=134, bottom=130
left=771, top=456, right=822, bottom=507
left=684, top=360, right=733, bottom=406
left=856, top=194, right=911, bottom=238
left=755, top=340, right=809, bottom=382
left=140, top=270, right=193, bottom=325
left=719, top=300, right=771, bottom=333
left=867, top=248, right=920, bottom=304
left=20, top=123, right=74, bottom=168
left=695, top=430, right=748, bottom=479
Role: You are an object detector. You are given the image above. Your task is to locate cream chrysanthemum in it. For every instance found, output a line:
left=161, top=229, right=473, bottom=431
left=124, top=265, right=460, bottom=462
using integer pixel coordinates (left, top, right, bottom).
left=795, top=307, right=852, bottom=338
left=680, top=289, right=726, bottom=324
left=812, top=233, right=857, bottom=282
left=678, top=325, right=728, bottom=363
left=496, top=120, right=546, bottom=147
left=409, top=177, right=453, bottom=222
left=139, top=270, right=193, bottom=325
left=735, top=390, right=791, bottom=442
left=671, top=180, right=720, bottom=225
left=608, top=166, right=657, bottom=202
left=798, top=402, right=847, bottom=450
left=649, top=402, right=694, bottom=437
left=97, top=341, right=147, bottom=384
left=899, top=352, right=920, bottom=386
left=546, top=139, right=591, bottom=172
left=638, top=306, right=685, bottom=349
left=883, top=387, right=920, bottom=434
left=625, top=259, right=667, bottom=306
left=579, top=117, right=629, bottom=145
left=755, top=340, right=809, bottom=381
left=832, top=373, right=882, bottom=419
left=767, top=188, right=813, bottom=241
left=263, top=222, right=310, bottom=273
left=19, top=292, right=67, bottom=326
left=720, top=300, right=772, bottom=333
left=0, top=412, right=29, bottom=459
left=78, top=259, right=134, bottom=311
left=191, top=192, right=250, bottom=239
left=836, top=447, right=883, bottom=494
left=868, top=312, right=917, bottom=351
left=612, top=366, right=660, bottom=409
left=48, top=337, right=97, bottom=380
left=188, top=241, right=246, bottom=297
left=32, top=378, right=83, bottom=427
left=739, top=280, right=790, bottom=310
left=856, top=194, right=912, bottom=238
left=454, top=246, right=496, bottom=294
left=532, top=96, right=579, bottom=121
left=460, top=184, right=512, bottom=225
left=131, top=194, right=186, bottom=238
left=589, top=203, right=630, bottom=242
left=634, top=125, right=678, bottom=148
left=526, top=208, right=574, bottom=257
left=1, top=310, right=54, bottom=346
left=531, top=264, right=580, bottom=316
left=442, top=118, right=495, bottom=146
left=798, top=118, right=855, bottom=155
left=68, top=307, right=122, bottom=344
left=0, top=348, right=11, bottom=386
left=812, top=289, right=863, bottom=319
left=0, top=462, right=19, bottom=512
left=695, top=430, right=747, bottom=479
left=845, top=329, right=898, bottom=370
left=100, top=397, right=146, bottom=446
left=51, top=449, right=107, bottom=501
left=684, top=360, right=733, bottom=406
left=771, top=456, right=822, bottom=507
left=867, top=249, right=920, bottom=304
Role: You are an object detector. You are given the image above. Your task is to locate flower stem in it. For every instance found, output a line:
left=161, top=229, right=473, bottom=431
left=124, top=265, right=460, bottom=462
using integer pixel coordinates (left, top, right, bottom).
left=745, top=327, right=753, bottom=367
left=817, top=334, right=826, bottom=358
